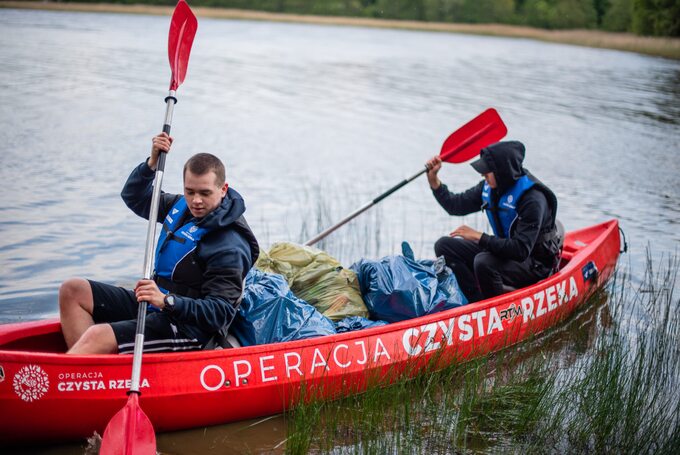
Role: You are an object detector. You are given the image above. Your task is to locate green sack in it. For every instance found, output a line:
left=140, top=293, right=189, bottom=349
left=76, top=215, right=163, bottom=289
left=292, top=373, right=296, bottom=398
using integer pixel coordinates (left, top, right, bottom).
left=256, top=242, right=368, bottom=321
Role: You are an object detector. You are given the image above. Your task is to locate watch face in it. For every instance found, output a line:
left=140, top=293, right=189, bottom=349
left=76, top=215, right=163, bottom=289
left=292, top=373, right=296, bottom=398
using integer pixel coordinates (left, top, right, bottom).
left=165, top=294, right=175, bottom=309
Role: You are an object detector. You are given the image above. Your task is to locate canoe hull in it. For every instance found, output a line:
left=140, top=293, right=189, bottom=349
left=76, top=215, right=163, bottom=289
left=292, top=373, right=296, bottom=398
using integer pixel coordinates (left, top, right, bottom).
left=0, top=220, right=621, bottom=444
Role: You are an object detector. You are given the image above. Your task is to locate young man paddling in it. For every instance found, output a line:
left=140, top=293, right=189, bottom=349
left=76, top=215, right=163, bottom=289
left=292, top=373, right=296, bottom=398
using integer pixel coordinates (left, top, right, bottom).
left=426, top=141, right=561, bottom=303
left=59, top=133, right=259, bottom=354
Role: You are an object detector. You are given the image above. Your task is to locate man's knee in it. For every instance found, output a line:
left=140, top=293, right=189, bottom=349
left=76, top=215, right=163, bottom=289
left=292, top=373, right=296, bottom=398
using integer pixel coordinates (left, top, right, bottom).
left=434, top=236, right=449, bottom=257
left=474, top=252, right=499, bottom=277
left=59, top=278, right=92, bottom=311
left=72, top=324, right=118, bottom=354
left=434, top=236, right=464, bottom=258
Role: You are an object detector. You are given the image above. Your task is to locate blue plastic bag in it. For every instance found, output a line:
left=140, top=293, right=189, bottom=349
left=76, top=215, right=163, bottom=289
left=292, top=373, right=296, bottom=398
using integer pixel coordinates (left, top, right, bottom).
left=350, top=242, right=468, bottom=323
left=231, top=269, right=337, bottom=346
left=335, top=316, right=388, bottom=333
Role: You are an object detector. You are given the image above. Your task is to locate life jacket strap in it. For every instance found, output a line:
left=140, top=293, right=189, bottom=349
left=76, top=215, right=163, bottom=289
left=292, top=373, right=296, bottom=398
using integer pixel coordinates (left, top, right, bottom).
left=154, top=275, right=202, bottom=299
left=161, top=223, right=187, bottom=244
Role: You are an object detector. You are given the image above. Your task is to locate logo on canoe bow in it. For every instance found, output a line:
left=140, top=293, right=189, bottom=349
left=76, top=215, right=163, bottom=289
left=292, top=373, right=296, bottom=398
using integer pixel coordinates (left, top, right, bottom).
left=499, top=303, right=522, bottom=322
left=13, top=365, right=49, bottom=403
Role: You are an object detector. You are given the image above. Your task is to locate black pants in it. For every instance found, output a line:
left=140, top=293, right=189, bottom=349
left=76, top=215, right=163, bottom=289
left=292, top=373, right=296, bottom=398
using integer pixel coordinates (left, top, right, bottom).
left=89, top=280, right=203, bottom=354
left=434, top=236, right=548, bottom=302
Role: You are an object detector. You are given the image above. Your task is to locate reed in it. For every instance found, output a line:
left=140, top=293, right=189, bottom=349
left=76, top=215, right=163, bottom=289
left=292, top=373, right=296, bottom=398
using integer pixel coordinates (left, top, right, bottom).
left=527, top=252, right=680, bottom=454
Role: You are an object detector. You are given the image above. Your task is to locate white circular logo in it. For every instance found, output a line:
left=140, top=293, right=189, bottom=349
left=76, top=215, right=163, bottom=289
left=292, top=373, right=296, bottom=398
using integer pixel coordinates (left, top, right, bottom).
left=13, top=365, right=49, bottom=402
left=189, top=226, right=198, bottom=233
left=507, top=195, right=514, bottom=203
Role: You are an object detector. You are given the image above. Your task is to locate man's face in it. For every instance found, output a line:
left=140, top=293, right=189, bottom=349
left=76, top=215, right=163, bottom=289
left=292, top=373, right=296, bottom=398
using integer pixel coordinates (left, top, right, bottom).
left=183, top=170, right=227, bottom=218
left=483, top=172, right=497, bottom=189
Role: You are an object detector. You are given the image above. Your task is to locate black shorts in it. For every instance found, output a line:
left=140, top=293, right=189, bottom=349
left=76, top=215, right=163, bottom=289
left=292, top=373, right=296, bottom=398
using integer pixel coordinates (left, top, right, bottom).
left=89, top=280, right=203, bottom=354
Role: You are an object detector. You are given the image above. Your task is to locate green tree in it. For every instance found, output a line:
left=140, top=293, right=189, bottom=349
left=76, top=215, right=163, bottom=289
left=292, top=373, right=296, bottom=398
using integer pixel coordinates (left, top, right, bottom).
left=593, top=0, right=611, bottom=25
left=180, top=0, right=679, bottom=36
left=602, top=0, right=632, bottom=31
left=455, top=0, right=516, bottom=23
left=374, top=0, right=427, bottom=19
left=632, top=0, right=680, bottom=36
left=522, top=0, right=597, bottom=28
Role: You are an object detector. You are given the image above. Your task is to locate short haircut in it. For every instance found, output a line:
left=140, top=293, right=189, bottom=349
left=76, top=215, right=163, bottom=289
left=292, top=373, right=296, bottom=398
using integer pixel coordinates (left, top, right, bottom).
left=183, top=153, right=226, bottom=186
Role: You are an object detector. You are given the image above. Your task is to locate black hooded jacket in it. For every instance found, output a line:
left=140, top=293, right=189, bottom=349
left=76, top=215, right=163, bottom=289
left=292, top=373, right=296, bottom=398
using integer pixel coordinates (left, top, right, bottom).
left=121, top=161, right=260, bottom=343
left=432, top=141, right=559, bottom=270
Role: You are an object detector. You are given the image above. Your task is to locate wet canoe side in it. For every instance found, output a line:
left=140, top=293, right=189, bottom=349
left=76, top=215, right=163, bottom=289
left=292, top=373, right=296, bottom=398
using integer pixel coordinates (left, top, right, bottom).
left=0, top=219, right=621, bottom=444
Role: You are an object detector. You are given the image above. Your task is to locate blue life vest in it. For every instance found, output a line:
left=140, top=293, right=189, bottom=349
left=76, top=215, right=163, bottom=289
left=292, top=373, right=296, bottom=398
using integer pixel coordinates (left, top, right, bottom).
left=481, top=175, right=535, bottom=238
left=152, top=198, right=209, bottom=306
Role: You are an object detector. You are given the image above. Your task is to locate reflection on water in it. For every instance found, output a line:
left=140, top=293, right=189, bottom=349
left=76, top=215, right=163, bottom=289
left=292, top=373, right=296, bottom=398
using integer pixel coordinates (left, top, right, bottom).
left=4, top=415, right=287, bottom=455
left=650, top=68, right=680, bottom=124
left=0, top=7, right=679, bottom=452
left=156, top=415, right=286, bottom=455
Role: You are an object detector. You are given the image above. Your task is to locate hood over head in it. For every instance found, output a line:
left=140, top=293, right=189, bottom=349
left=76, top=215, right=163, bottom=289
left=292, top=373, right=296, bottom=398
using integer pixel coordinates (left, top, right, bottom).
left=473, top=141, right=527, bottom=192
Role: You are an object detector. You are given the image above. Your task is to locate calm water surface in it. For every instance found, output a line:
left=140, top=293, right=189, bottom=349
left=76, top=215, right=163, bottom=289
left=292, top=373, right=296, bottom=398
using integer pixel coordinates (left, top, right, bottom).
left=1, top=8, right=679, bottom=453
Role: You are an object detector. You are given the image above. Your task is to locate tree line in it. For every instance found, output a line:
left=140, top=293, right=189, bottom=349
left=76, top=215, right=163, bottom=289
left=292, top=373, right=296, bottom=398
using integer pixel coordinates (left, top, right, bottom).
left=91, top=0, right=679, bottom=36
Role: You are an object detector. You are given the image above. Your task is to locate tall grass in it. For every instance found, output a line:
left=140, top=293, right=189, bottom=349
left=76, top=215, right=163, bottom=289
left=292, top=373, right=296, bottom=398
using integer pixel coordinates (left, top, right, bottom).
left=529, top=252, right=680, bottom=454
left=284, top=252, right=680, bottom=454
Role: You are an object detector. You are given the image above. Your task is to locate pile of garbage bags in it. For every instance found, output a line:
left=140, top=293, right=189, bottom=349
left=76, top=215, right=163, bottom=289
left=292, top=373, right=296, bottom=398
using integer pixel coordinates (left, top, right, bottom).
left=230, top=242, right=468, bottom=346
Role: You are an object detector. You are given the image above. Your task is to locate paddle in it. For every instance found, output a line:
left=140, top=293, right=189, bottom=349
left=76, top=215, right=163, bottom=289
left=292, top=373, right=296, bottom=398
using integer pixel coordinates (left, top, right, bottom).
left=100, top=2, right=197, bottom=454
left=304, top=108, right=507, bottom=246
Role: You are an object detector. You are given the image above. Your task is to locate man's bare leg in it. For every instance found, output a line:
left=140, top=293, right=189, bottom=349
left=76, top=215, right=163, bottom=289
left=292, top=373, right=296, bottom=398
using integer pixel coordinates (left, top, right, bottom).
left=67, top=323, right=118, bottom=355
left=59, top=278, right=96, bottom=349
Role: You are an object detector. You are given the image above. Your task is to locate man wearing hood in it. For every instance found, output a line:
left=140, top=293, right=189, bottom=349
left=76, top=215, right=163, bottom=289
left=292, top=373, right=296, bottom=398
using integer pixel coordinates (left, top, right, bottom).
left=60, top=132, right=259, bottom=354
left=426, top=141, right=560, bottom=303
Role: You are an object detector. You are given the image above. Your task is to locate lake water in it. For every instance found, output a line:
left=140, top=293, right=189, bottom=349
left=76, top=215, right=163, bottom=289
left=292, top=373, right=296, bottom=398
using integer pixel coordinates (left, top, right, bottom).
left=0, top=7, right=679, bottom=453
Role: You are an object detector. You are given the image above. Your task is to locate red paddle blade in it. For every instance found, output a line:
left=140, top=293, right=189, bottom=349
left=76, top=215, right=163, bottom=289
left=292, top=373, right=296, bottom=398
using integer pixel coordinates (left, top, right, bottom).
left=100, top=393, right=156, bottom=455
left=168, top=0, right=198, bottom=91
left=439, top=108, right=507, bottom=163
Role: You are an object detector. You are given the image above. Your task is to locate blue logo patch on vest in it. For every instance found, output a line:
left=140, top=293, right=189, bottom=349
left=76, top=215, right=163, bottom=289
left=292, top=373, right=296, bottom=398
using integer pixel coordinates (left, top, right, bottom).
left=482, top=175, right=535, bottom=238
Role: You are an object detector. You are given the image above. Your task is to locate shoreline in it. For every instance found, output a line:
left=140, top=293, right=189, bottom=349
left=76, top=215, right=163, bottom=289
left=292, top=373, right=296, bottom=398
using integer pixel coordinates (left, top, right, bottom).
left=1, top=1, right=679, bottom=60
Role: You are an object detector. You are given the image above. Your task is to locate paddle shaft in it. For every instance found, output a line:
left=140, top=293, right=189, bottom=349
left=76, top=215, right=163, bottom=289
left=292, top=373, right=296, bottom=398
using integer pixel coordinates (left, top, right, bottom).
left=130, top=92, right=177, bottom=393
left=304, top=166, right=428, bottom=246
left=303, top=109, right=507, bottom=247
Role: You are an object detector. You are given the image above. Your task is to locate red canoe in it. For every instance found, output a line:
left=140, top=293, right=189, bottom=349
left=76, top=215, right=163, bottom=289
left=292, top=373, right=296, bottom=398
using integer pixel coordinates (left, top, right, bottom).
left=0, top=220, right=622, bottom=444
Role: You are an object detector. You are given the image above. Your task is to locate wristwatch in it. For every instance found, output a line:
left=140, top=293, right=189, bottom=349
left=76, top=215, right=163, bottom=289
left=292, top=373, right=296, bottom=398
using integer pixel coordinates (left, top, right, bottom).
left=163, top=294, right=176, bottom=313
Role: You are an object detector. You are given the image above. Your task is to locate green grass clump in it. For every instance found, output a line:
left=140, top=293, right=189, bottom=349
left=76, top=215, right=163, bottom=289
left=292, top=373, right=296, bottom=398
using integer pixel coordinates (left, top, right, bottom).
left=526, top=253, right=680, bottom=454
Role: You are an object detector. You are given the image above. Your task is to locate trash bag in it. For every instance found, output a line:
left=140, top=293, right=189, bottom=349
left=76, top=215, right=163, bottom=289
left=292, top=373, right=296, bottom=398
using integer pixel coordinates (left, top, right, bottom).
left=335, top=316, right=388, bottom=333
left=231, top=269, right=337, bottom=346
left=350, top=242, right=468, bottom=323
left=256, top=242, right=368, bottom=321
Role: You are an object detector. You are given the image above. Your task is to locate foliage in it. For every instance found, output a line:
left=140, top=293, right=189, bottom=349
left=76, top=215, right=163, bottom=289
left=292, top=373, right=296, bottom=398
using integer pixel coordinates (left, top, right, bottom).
left=520, top=0, right=598, bottom=29
left=79, top=0, right=680, bottom=35
left=632, top=0, right=680, bottom=36
left=602, top=0, right=633, bottom=31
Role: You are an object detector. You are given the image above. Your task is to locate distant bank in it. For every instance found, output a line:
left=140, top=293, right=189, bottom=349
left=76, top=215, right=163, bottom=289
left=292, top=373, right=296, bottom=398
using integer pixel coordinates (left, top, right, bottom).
left=1, top=1, right=678, bottom=60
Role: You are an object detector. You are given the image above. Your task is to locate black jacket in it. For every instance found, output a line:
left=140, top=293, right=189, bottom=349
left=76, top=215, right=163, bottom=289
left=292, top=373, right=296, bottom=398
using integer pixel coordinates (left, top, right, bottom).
left=121, top=161, right=259, bottom=342
left=432, top=141, right=558, bottom=271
